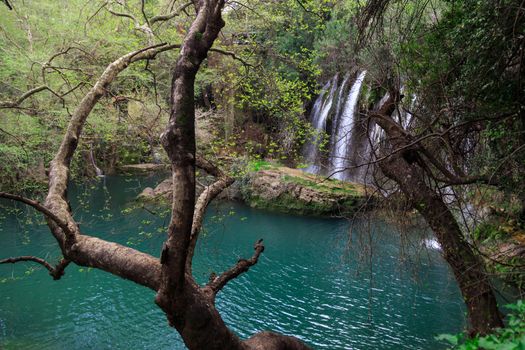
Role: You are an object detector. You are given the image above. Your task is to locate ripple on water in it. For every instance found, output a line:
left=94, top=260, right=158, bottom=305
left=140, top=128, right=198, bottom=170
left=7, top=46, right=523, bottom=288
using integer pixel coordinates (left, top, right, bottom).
left=0, top=179, right=465, bottom=349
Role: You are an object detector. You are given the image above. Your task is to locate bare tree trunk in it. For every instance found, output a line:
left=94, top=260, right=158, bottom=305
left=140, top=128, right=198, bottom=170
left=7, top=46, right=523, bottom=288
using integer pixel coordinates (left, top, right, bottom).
left=148, top=1, right=310, bottom=348
left=373, top=96, right=503, bottom=335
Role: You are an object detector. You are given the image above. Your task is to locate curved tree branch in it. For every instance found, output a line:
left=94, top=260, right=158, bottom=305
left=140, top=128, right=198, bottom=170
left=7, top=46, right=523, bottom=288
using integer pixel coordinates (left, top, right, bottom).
left=46, top=42, right=181, bottom=227
left=209, top=48, right=253, bottom=67
left=1, top=86, right=49, bottom=108
left=36, top=42, right=181, bottom=290
left=186, top=175, right=235, bottom=271
left=207, top=239, right=265, bottom=295
left=0, top=192, right=74, bottom=238
left=0, top=256, right=70, bottom=280
left=150, top=2, right=192, bottom=24
left=107, top=8, right=139, bottom=26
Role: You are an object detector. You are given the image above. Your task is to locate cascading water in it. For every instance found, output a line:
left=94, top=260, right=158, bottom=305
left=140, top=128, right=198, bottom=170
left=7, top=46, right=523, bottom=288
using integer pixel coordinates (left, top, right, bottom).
left=302, top=72, right=417, bottom=183
left=330, top=73, right=350, bottom=159
left=330, top=71, right=367, bottom=181
left=90, top=144, right=105, bottom=178
left=359, top=93, right=390, bottom=182
left=304, top=76, right=338, bottom=174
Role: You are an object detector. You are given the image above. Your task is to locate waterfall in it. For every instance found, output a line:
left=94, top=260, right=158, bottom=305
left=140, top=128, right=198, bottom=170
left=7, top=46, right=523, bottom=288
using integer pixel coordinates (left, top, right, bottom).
left=302, top=72, right=418, bottom=183
left=90, top=145, right=105, bottom=177
left=359, top=92, right=389, bottom=182
left=330, top=73, right=350, bottom=158
left=330, top=71, right=367, bottom=181
left=392, top=92, right=416, bottom=131
left=304, top=76, right=338, bottom=174
left=302, top=81, right=328, bottom=170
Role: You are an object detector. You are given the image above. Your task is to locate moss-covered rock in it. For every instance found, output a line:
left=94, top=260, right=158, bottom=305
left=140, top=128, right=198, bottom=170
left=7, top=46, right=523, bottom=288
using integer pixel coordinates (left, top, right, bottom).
left=240, top=167, right=370, bottom=216
left=136, top=164, right=371, bottom=217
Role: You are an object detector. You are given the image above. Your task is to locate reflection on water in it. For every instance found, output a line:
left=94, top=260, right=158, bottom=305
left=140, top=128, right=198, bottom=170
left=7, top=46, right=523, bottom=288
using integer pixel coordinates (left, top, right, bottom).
left=0, top=176, right=465, bottom=349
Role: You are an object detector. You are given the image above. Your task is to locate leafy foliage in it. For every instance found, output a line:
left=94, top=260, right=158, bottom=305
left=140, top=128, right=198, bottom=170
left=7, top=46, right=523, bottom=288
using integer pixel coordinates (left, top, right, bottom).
left=0, top=0, right=180, bottom=191
left=437, top=301, right=525, bottom=350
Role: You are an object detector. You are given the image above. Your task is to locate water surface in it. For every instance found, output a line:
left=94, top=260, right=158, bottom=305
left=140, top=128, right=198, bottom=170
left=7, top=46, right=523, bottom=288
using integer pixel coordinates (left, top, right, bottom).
left=0, top=176, right=465, bottom=349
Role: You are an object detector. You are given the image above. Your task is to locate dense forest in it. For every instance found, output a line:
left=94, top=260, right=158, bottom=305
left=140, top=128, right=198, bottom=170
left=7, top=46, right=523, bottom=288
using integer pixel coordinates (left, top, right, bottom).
left=0, top=0, right=524, bottom=349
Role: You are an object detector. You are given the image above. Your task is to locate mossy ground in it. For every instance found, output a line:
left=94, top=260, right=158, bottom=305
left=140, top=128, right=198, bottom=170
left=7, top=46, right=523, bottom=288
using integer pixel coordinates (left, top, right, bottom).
left=243, top=166, right=369, bottom=217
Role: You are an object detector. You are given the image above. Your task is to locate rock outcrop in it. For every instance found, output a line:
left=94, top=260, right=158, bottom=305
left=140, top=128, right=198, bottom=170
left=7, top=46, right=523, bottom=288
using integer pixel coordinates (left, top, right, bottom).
left=240, top=167, right=369, bottom=216
left=137, top=166, right=369, bottom=217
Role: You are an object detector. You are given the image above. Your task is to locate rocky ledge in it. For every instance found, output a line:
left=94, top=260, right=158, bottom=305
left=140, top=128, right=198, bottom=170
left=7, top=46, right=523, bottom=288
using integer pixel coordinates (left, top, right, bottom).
left=240, top=167, right=369, bottom=216
left=138, top=166, right=369, bottom=217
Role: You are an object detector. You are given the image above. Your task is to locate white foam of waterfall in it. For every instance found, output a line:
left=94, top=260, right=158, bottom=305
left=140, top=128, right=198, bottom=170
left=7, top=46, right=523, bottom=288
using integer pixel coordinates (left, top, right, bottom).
left=90, top=145, right=105, bottom=177
left=330, top=71, right=367, bottom=180
left=304, top=76, right=338, bottom=173
left=403, top=95, right=416, bottom=130
left=422, top=238, right=442, bottom=250
left=332, top=74, right=351, bottom=136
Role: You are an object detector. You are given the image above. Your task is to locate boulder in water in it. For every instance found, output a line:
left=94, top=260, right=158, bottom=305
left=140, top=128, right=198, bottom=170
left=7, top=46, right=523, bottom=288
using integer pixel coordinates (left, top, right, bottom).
left=138, top=179, right=173, bottom=200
